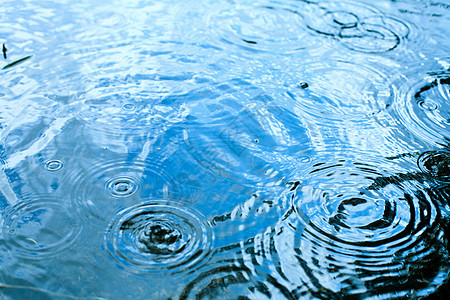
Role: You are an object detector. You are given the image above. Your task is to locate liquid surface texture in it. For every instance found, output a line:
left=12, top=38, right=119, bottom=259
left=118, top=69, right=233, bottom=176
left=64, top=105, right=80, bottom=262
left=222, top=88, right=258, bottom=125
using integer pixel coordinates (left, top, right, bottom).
left=0, top=0, right=449, bottom=299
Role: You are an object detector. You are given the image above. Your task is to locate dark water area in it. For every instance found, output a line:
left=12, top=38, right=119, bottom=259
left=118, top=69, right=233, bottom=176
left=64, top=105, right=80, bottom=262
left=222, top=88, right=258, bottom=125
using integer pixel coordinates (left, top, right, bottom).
left=0, top=0, right=449, bottom=299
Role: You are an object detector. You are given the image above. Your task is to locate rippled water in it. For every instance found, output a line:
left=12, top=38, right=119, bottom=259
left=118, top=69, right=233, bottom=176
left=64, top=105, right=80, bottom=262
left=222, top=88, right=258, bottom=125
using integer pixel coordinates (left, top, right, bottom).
left=1, top=0, right=449, bottom=298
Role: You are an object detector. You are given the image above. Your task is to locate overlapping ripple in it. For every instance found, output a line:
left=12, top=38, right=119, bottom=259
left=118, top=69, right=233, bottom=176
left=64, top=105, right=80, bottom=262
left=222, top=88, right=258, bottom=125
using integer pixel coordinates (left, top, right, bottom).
left=285, top=58, right=394, bottom=124
left=303, top=0, right=411, bottom=53
left=181, top=261, right=294, bottom=299
left=282, top=158, right=449, bottom=297
left=180, top=234, right=295, bottom=300
left=1, top=0, right=449, bottom=298
left=0, top=195, right=81, bottom=259
left=184, top=127, right=284, bottom=188
left=203, top=0, right=319, bottom=53
left=76, top=92, right=185, bottom=141
left=104, top=200, right=214, bottom=275
left=0, top=151, right=66, bottom=198
left=183, top=86, right=308, bottom=187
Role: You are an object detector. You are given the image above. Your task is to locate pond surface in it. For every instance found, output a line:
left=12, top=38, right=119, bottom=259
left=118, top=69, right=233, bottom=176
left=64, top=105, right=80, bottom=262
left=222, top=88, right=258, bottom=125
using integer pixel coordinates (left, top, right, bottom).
left=1, top=0, right=449, bottom=299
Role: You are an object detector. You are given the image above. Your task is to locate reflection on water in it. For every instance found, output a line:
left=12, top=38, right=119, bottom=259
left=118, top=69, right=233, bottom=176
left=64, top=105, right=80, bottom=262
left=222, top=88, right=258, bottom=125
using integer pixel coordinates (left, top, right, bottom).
left=0, top=0, right=449, bottom=298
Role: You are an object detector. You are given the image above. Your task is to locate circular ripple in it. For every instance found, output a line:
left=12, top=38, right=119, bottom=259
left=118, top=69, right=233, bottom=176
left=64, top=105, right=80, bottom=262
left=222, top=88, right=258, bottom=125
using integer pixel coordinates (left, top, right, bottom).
left=77, top=95, right=160, bottom=139
left=184, top=119, right=300, bottom=188
left=62, top=157, right=176, bottom=224
left=180, top=264, right=294, bottom=299
left=0, top=197, right=81, bottom=259
left=283, top=159, right=448, bottom=297
left=76, top=88, right=189, bottom=142
left=105, top=176, right=139, bottom=197
left=104, top=200, right=214, bottom=275
left=393, top=69, right=450, bottom=144
left=181, top=80, right=311, bottom=189
left=286, top=59, right=393, bottom=123
left=185, top=133, right=270, bottom=186
left=44, top=160, right=64, bottom=172
left=180, top=236, right=294, bottom=300
left=418, top=150, right=450, bottom=182
left=122, top=103, right=136, bottom=111
left=304, top=1, right=410, bottom=53
left=204, top=2, right=318, bottom=53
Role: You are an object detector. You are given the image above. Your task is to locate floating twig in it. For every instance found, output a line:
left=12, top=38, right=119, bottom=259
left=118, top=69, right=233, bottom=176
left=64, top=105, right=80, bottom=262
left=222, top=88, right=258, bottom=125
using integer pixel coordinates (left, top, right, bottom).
left=2, top=55, right=32, bottom=70
left=2, top=43, right=6, bottom=59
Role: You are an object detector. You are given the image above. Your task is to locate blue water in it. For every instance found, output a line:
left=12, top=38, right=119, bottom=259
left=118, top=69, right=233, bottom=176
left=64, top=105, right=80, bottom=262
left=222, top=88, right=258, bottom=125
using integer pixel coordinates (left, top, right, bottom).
left=1, top=0, right=449, bottom=298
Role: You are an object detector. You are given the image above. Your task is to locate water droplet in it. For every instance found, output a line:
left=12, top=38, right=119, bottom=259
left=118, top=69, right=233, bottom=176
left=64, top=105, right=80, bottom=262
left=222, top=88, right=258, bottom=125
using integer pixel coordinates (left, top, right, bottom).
left=298, top=82, right=309, bottom=89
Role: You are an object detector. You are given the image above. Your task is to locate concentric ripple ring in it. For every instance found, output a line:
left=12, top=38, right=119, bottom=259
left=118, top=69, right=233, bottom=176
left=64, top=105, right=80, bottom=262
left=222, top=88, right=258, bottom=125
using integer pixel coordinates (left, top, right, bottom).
left=392, top=68, right=450, bottom=144
left=282, top=159, right=448, bottom=297
left=0, top=198, right=81, bottom=259
left=418, top=150, right=450, bottom=183
left=104, top=200, right=214, bottom=275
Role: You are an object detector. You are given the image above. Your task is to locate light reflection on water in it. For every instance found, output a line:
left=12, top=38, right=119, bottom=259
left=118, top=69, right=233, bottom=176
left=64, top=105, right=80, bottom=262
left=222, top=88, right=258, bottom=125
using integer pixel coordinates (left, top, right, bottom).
left=1, top=0, right=449, bottom=298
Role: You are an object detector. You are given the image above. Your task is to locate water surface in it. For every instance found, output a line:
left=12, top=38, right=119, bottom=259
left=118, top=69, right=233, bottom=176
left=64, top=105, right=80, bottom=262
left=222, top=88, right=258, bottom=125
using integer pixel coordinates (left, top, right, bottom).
left=1, top=0, right=449, bottom=299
